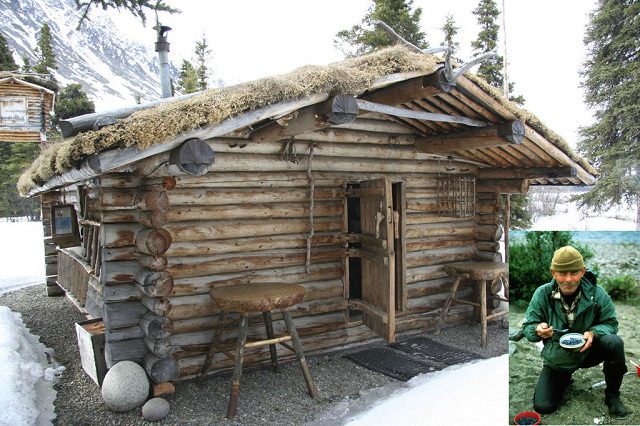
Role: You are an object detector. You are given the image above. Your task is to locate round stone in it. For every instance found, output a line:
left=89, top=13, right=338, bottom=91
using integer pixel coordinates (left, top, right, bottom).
left=101, top=361, right=150, bottom=412
left=142, top=398, right=171, bottom=422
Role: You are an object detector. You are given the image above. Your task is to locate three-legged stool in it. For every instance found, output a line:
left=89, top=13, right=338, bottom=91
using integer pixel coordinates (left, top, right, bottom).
left=200, top=283, right=318, bottom=418
left=435, top=261, right=509, bottom=348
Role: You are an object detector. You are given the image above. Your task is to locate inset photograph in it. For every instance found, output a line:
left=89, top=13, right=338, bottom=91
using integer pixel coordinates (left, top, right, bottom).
left=508, top=231, right=639, bottom=425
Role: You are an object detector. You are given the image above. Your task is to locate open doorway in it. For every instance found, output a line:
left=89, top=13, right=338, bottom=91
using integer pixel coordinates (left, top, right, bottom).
left=345, top=178, right=405, bottom=342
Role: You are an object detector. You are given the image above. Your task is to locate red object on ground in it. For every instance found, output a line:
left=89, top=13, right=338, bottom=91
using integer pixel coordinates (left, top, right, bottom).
left=636, top=364, right=640, bottom=377
left=514, top=411, right=541, bottom=425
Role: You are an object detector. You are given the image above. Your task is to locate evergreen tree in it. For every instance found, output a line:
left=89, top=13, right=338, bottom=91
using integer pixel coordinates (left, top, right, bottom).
left=576, top=0, right=640, bottom=228
left=33, top=23, right=57, bottom=75
left=53, top=83, right=95, bottom=125
left=194, top=33, right=210, bottom=91
left=334, top=0, right=428, bottom=57
left=0, top=143, right=40, bottom=219
left=177, top=60, right=198, bottom=94
left=21, top=55, right=32, bottom=72
left=0, top=31, right=18, bottom=71
left=471, top=0, right=524, bottom=104
left=441, top=14, right=460, bottom=56
left=74, top=0, right=179, bottom=28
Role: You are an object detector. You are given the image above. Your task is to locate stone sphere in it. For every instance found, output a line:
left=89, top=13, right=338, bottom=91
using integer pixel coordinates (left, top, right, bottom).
left=142, top=398, right=171, bottom=421
left=101, top=361, right=150, bottom=412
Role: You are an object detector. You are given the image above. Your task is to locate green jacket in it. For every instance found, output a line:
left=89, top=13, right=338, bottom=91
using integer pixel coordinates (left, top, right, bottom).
left=522, top=271, right=618, bottom=372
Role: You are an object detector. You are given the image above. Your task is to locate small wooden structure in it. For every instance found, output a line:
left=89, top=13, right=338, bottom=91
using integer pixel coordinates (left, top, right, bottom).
left=19, top=47, right=597, bottom=383
left=0, top=73, right=56, bottom=142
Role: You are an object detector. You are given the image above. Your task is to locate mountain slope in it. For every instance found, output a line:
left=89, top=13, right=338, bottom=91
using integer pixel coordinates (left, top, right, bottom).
left=0, top=0, right=163, bottom=110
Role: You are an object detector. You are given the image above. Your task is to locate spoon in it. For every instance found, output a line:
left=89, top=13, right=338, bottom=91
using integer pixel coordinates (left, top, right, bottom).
left=554, top=328, right=569, bottom=334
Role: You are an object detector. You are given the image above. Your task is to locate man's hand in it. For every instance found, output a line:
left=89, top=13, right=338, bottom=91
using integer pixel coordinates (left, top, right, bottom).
left=580, top=330, right=595, bottom=352
left=536, top=322, right=554, bottom=339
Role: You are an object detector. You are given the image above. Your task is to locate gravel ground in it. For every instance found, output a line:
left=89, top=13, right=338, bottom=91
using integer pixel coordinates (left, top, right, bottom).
left=0, top=285, right=508, bottom=425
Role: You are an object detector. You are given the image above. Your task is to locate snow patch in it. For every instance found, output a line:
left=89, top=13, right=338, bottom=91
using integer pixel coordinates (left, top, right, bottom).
left=0, top=306, right=65, bottom=426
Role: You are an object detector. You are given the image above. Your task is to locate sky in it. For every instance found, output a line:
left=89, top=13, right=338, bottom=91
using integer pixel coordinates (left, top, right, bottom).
left=108, top=0, right=598, bottom=149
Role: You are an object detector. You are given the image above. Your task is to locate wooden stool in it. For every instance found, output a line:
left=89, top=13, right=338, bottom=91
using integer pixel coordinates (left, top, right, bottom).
left=200, top=283, right=318, bottom=418
left=435, top=262, right=509, bottom=348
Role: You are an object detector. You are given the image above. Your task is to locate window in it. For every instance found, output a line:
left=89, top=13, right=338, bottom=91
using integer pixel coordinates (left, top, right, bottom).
left=0, top=97, right=27, bottom=125
left=436, top=175, right=476, bottom=218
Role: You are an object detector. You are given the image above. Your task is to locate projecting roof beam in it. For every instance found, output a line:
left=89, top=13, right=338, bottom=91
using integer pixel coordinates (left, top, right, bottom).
left=414, top=120, right=523, bottom=154
left=477, top=166, right=578, bottom=180
left=356, top=99, right=488, bottom=128
left=250, top=94, right=358, bottom=144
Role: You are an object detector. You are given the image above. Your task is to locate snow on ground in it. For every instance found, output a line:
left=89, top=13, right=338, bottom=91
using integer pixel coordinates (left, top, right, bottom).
left=0, top=306, right=65, bottom=426
left=0, top=220, right=63, bottom=426
left=0, top=220, right=45, bottom=295
left=310, top=355, right=508, bottom=425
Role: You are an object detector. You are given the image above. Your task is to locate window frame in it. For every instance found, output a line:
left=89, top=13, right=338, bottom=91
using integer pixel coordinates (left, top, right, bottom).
left=0, top=97, right=28, bottom=126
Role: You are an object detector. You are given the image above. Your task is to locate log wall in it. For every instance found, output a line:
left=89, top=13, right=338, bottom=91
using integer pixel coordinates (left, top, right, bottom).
left=0, top=80, right=54, bottom=142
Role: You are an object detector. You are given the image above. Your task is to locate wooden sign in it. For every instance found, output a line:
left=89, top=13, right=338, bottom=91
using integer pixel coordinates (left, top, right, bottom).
left=51, top=204, right=81, bottom=248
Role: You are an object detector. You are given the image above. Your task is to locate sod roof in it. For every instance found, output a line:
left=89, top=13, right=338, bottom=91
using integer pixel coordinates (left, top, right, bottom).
left=17, top=45, right=596, bottom=196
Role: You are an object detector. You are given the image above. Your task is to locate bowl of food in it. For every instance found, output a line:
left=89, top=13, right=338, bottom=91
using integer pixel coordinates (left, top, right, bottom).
left=514, top=411, right=540, bottom=425
left=559, top=333, right=586, bottom=351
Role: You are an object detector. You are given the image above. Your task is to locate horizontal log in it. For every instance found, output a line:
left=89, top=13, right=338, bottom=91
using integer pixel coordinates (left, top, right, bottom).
left=168, top=259, right=344, bottom=292
left=166, top=233, right=343, bottom=258
left=415, top=120, right=524, bottom=154
left=101, top=260, right=140, bottom=285
left=165, top=217, right=341, bottom=243
left=145, top=336, right=171, bottom=358
left=476, top=241, right=500, bottom=252
left=100, top=189, right=168, bottom=210
left=295, top=128, right=416, bottom=145
left=166, top=201, right=343, bottom=222
left=477, top=166, right=577, bottom=180
left=105, top=324, right=145, bottom=342
left=406, top=237, right=475, bottom=252
left=100, top=210, right=168, bottom=228
left=173, top=171, right=345, bottom=188
left=407, top=287, right=474, bottom=314
left=406, top=265, right=449, bottom=284
left=476, top=224, right=503, bottom=241
left=138, top=254, right=168, bottom=271
left=406, top=245, right=477, bottom=268
left=170, top=262, right=343, bottom=296
left=105, top=338, right=148, bottom=367
left=476, top=179, right=530, bottom=194
left=140, top=312, right=174, bottom=339
left=167, top=187, right=343, bottom=206
left=135, top=270, right=174, bottom=298
left=395, top=306, right=472, bottom=332
left=103, top=300, right=149, bottom=329
left=144, top=353, right=179, bottom=384
left=406, top=223, right=475, bottom=239
left=136, top=228, right=172, bottom=255
left=136, top=153, right=477, bottom=177
left=408, top=277, right=454, bottom=298
left=102, top=283, right=144, bottom=302
left=101, top=223, right=141, bottom=248
left=167, top=248, right=344, bottom=279
left=476, top=250, right=502, bottom=262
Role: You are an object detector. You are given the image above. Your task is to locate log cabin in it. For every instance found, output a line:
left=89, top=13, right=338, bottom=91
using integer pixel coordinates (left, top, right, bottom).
left=0, top=73, right=56, bottom=142
left=18, top=46, right=597, bottom=383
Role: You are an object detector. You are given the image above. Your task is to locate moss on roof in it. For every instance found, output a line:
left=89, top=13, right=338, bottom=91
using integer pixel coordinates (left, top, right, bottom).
left=0, top=72, right=59, bottom=92
left=18, top=45, right=595, bottom=195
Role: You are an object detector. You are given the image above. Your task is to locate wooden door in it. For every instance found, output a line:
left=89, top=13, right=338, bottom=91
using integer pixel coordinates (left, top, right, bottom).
left=348, top=177, right=396, bottom=342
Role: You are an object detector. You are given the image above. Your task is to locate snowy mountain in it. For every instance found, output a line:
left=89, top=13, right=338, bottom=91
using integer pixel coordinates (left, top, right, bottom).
left=0, top=0, right=166, bottom=110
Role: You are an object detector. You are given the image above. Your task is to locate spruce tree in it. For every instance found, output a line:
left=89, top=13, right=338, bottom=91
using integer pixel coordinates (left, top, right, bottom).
left=0, top=143, right=40, bottom=219
left=21, top=55, right=32, bottom=72
left=471, top=0, right=524, bottom=104
left=441, top=14, right=460, bottom=56
left=334, top=0, right=428, bottom=57
left=177, top=60, right=198, bottom=94
left=577, top=0, right=640, bottom=228
left=194, top=34, right=210, bottom=91
left=0, top=31, right=18, bottom=71
left=34, top=23, right=57, bottom=75
left=53, top=83, right=95, bottom=125
left=74, top=0, right=178, bottom=28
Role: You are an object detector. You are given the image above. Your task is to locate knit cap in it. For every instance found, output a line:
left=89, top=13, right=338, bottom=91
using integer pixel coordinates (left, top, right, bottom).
left=550, top=246, right=585, bottom=271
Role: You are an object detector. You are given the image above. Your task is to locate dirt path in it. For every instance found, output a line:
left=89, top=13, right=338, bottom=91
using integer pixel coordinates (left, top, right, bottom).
left=509, top=304, right=640, bottom=425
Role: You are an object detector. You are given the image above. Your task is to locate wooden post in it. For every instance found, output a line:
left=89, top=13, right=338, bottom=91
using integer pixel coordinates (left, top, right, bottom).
left=505, top=194, right=511, bottom=264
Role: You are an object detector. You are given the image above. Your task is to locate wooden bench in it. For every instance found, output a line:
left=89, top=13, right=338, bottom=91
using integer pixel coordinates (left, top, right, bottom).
left=436, top=261, right=509, bottom=348
left=200, top=283, right=318, bottom=418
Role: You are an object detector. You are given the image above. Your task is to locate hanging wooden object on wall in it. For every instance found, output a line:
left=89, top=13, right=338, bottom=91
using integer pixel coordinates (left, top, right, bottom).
left=436, top=176, right=475, bottom=218
left=50, top=204, right=81, bottom=248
